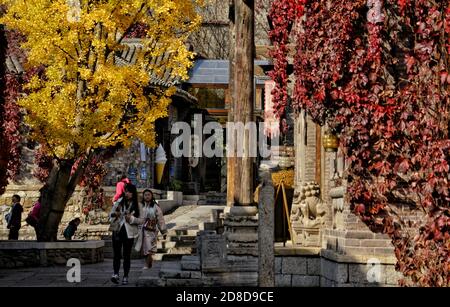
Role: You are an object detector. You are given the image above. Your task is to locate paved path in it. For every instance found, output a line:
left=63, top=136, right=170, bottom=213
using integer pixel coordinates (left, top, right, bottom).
left=0, top=205, right=224, bottom=287
left=0, top=259, right=158, bottom=287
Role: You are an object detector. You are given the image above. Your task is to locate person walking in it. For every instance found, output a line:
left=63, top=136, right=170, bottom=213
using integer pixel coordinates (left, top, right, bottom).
left=7, top=194, right=23, bottom=240
left=109, top=184, right=141, bottom=285
left=134, top=189, right=167, bottom=269
left=25, top=197, right=41, bottom=238
left=113, top=174, right=130, bottom=202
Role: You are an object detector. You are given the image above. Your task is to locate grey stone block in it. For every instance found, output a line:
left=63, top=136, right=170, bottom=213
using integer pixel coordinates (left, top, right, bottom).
left=203, top=272, right=258, bottom=286
left=137, top=277, right=166, bottom=287
left=349, top=264, right=370, bottom=284
left=345, top=231, right=375, bottom=239
left=190, top=271, right=202, bottom=279
left=307, top=258, right=320, bottom=275
left=275, top=257, right=282, bottom=274
left=159, top=269, right=182, bottom=278
left=343, top=238, right=361, bottom=247
left=275, top=274, right=292, bottom=287
left=165, top=278, right=203, bottom=287
left=181, top=261, right=201, bottom=271
left=291, top=275, right=320, bottom=287
left=320, top=277, right=335, bottom=287
left=374, top=247, right=395, bottom=256
left=180, top=271, right=191, bottom=278
left=282, top=257, right=307, bottom=275
left=321, top=258, right=348, bottom=283
left=360, top=239, right=391, bottom=247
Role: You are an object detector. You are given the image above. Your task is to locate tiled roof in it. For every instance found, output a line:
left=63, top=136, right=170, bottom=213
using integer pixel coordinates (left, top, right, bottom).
left=187, top=59, right=272, bottom=86
left=5, top=38, right=197, bottom=103
left=116, top=38, right=196, bottom=103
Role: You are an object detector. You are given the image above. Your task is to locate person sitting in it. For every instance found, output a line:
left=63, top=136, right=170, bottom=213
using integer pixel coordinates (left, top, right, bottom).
left=63, top=218, right=81, bottom=240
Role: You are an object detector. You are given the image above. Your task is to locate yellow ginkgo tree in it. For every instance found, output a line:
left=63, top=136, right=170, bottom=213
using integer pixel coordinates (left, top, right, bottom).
left=0, top=0, right=202, bottom=241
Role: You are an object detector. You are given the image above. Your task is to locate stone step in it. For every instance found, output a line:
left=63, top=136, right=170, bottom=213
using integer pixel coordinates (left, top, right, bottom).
left=157, top=241, right=177, bottom=249
left=165, top=235, right=197, bottom=243
left=137, top=276, right=166, bottom=287
left=182, top=200, right=198, bottom=206
left=199, top=222, right=217, bottom=231
left=159, top=269, right=202, bottom=279
left=181, top=255, right=201, bottom=271
left=154, top=253, right=187, bottom=261
left=166, top=229, right=199, bottom=237
left=167, top=246, right=196, bottom=254
left=183, top=195, right=206, bottom=201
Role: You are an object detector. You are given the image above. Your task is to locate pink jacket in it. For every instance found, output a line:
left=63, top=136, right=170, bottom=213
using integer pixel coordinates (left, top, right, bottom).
left=113, top=178, right=130, bottom=202
left=29, top=201, right=41, bottom=220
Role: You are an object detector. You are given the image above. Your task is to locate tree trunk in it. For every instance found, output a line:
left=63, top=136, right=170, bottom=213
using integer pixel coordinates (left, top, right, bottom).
left=233, top=0, right=254, bottom=206
left=227, top=0, right=236, bottom=207
left=37, top=157, right=87, bottom=241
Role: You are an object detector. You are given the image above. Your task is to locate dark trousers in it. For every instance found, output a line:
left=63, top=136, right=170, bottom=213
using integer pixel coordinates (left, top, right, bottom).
left=8, top=227, right=19, bottom=240
left=112, top=225, right=134, bottom=277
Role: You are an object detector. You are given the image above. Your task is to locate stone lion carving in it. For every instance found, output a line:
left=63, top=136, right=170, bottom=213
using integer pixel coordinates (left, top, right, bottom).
left=290, top=182, right=326, bottom=227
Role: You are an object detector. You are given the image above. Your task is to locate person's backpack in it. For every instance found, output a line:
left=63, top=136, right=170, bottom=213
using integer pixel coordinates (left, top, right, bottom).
left=4, top=207, right=12, bottom=224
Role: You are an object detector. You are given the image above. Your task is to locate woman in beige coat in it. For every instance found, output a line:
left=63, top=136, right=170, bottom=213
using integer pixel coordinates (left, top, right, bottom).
left=133, top=189, right=167, bottom=269
left=109, top=184, right=140, bottom=285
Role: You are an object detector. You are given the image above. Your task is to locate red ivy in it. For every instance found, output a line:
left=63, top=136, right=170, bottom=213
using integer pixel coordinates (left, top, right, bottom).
left=271, top=0, right=449, bottom=286
left=0, top=26, right=22, bottom=195
left=268, top=0, right=306, bottom=124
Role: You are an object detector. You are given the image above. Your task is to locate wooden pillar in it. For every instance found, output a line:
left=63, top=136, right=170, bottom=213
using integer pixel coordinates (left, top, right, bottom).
left=227, top=0, right=236, bottom=206
left=234, top=0, right=254, bottom=206
left=227, top=0, right=254, bottom=206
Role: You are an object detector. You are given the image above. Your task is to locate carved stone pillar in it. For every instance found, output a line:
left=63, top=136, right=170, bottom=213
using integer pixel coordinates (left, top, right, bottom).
left=292, top=112, right=327, bottom=247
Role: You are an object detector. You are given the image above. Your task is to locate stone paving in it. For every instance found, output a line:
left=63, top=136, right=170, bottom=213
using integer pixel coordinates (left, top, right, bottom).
left=0, top=258, right=160, bottom=287
left=0, top=204, right=223, bottom=287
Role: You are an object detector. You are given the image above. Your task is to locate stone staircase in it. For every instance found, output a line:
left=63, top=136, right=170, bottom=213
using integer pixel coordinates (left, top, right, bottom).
left=203, top=192, right=226, bottom=205
left=153, top=229, right=199, bottom=261
left=102, top=228, right=199, bottom=261
left=182, top=195, right=207, bottom=206
left=137, top=206, right=261, bottom=287
left=181, top=193, right=226, bottom=206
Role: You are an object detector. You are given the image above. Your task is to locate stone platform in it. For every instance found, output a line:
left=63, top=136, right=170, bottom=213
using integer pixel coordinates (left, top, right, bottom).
left=0, top=240, right=104, bottom=268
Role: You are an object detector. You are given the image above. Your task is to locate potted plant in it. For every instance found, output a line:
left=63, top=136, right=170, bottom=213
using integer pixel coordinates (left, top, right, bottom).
left=167, top=178, right=183, bottom=205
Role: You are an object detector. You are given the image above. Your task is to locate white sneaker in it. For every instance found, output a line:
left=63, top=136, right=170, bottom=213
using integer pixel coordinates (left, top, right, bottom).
left=122, top=277, right=128, bottom=285
left=111, top=274, right=119, bottom=284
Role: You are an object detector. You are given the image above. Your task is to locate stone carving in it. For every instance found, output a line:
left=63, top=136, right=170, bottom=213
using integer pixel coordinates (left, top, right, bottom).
left=290, top=182, right=326, bottom=228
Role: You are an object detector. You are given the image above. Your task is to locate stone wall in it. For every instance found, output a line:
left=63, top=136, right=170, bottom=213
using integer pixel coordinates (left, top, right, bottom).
left=273, top=251, right=402, bottom=287
left=0, top=185, right=166, bottom=240
left=0, top=240, right=104, bottom=268
left=103, top=139, right=155, bottom=188
left=275, top=256, right=321, bottom=287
